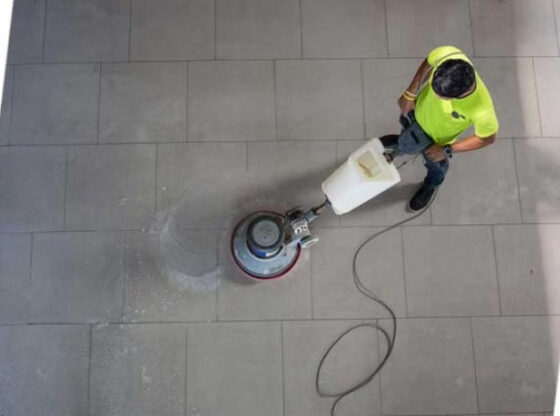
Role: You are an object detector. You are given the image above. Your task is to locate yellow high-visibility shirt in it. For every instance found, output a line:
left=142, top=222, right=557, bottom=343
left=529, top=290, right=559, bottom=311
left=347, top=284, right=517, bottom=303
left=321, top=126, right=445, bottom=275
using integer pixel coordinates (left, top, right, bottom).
left=415, top=46, right=499, bottom=145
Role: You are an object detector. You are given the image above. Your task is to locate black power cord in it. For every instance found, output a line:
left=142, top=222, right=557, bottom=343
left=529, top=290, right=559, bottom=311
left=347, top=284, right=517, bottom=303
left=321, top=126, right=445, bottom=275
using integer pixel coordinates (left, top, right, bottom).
left=315, top=156, right=435, bottom=416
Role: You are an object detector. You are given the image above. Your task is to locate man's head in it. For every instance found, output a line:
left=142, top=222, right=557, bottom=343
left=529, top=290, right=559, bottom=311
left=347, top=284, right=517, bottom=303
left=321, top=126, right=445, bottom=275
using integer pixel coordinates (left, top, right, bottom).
left=432, top=59, right=475, bottom=99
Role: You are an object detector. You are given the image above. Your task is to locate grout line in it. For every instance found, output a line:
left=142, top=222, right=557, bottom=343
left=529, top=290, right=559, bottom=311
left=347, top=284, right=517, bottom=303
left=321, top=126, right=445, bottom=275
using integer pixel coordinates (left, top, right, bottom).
left=63, top=145, right=69, bottom=230
left=280, top=322, right=286, bottom=416
left=0, top=134, right=555, bottom=147
left=490, top=226, right=504, bottom=316
left=6, top=312, right=560, bottom=327
left=309, top=243, right=314, bottom=319
left=273, top=60, right=279, bottom=141
left=87, top=323, right=92, bottom=416
left=215, top=232, right=219, bottom=322
left=531, top=57, right=545, bottom=137
left=551, top=0, right=560, bottom=56
left=299, top=0, right=304, bottom=59
left=469, top=318, right=481, bottom=414
left=2, top=138, right=198, bottom=147
left=128, top=0, right=133, bottom=61
left=214, top=0, right=218, bottom=59
left=399, top=226, right=409, bottom=317
left=359, top=60, right=367, bottom=139
left=6, top=220, right=560, bottom=237
left=41, top=0, right=48, bottom=63
left=185, top=62, right=189, bottom=142
left=383, top=0, right=390, bottom=57
left=467, top=0, right=476, bottom=56
left=96, top=64, right=102, bottom=144
left=184, top=328, right=188, bottom=416
left=26, top=233, right=34, bottom=324
left=333, top=143, right=343, bottom=226
left=322, top=221, right=551, bottom=228
left=154, top=145, right=159, bottom=214
left=510, top=138, right=525, bottom=223
left=23, top=228, right=149, bottom=235
left=120, top=234, right=126, bottom=321
left=10, top=55, right=560, bottom=67
left=9, top=135, right=557, bottom=147
left=375, top=322, right=384, bottom=414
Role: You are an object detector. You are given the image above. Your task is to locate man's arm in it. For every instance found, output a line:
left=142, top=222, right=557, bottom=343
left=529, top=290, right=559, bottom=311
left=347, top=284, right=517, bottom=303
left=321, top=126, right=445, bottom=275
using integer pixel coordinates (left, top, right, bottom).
left=424, top=133, right=497, bottom=162
left=451, top=133, right=496, bottom=153
left=398, top=59, right=433, bottom=115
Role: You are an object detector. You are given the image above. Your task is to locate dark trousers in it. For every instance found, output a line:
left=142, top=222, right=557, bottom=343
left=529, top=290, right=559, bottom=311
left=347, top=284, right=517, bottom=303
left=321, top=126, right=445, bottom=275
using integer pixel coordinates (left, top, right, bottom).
left=386, top=111, right=449, bottom=189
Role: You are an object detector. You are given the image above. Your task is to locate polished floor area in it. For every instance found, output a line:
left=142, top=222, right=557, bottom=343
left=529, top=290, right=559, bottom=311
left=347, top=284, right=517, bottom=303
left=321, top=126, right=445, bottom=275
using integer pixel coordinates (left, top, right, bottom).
left=0, top=0, right=559, bottom=415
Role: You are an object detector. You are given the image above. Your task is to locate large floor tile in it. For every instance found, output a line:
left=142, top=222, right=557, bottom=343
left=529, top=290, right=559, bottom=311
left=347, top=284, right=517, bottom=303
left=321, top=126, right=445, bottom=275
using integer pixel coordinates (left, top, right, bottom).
left=66, top=145, right=156, bottom=230
left=8, top=0, right=45, bottom=64
left=475, top=58, right=541, bottom=138
left=283, top=320, right=381, bottom=416
left=386, top=0, right=473, bottom=58
left=44, top=0, right=129, bottom=62
left=187, top=322, right=283, bottom=416
left=380, top=318, right=477, bottom=415
left=188, top=61, right=275, bottom=141
left=473, top=316, right=560, bottom=413
left=403, top=226, right=500, bottom=317
left=123, top=230, right=218, bottom=322
left=216, top=0, right=300, bottom=59
left=131, top=0, right=214, bottom=60
left=90, top=324, right=186, bottom=416
left=12, top=64, right=99, bottom=144
left=0, top=325, right=89, bottom=416
left=337, top=140, right=431, bottom=226
left=29, top=232, right=123, bottom=323
left=312, top=227, right=406, bottom=319
left=0, top=234, right=31, bottom=324
left=0, top=66, right=13, bottom=145
left=471, top=0, right=558, bottom=57
left=276, top=60, right=364, bottom=141
left=0, top=146, right=65, bottom=232
left=362, top=58, right=422, bottom=138
left=534, top=57, right=560, bottom=137
left=157, top=142, right=248, bottom=228
left=301, top=0, right=387, bottom=58
left=494, top=224, right=560, bottom=315
left=217, top=231, right=312, bottom=320
left=431, top=139, right=521, bottom=224
left=99, top=62, right=187, bottom=143
left=515, top=139, right=560, bottom=223
left=247, top=141, right=338, bottom=226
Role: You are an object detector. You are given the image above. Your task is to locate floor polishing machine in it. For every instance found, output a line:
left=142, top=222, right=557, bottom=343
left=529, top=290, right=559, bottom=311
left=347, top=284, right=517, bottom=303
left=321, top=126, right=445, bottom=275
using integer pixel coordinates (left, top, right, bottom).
left=231, top=137, right=401, bottom=280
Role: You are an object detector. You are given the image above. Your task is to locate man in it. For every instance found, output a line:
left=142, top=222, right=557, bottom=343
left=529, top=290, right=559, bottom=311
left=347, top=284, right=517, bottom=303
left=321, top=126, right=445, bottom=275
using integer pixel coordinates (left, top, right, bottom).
left=382, top=45, right=499, bottom=211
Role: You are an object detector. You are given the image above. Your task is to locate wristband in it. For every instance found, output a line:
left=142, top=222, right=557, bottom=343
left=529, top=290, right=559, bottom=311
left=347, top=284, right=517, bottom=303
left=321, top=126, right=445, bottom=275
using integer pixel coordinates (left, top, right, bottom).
left=402, top=93, right=415, bottom=102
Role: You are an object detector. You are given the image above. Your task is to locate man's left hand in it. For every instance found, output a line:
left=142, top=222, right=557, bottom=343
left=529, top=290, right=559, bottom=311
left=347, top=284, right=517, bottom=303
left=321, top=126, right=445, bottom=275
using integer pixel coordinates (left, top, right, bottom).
left=424, top=144, right=447, bottom=162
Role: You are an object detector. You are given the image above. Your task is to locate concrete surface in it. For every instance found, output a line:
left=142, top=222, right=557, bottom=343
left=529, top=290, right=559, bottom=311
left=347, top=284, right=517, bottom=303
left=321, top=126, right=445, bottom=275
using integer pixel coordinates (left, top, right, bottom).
left=1, top=0, right=559, bottom=415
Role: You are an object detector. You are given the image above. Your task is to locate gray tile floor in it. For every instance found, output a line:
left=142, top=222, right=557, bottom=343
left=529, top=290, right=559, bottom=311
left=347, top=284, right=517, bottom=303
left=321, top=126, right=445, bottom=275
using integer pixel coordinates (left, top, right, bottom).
left=0, top=0, right=559, bottom=415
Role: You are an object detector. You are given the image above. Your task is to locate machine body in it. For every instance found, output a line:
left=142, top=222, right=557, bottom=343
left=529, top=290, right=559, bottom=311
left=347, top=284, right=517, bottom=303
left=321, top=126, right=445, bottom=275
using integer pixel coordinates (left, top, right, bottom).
left=231, top=203, right=326, bottom=280
left=231, top=137, right=401, bottom=280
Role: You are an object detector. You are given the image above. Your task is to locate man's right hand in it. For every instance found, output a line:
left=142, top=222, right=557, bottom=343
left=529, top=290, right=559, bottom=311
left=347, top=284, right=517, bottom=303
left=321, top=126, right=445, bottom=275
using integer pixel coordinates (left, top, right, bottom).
left=398, top=94, right=415, bottom=115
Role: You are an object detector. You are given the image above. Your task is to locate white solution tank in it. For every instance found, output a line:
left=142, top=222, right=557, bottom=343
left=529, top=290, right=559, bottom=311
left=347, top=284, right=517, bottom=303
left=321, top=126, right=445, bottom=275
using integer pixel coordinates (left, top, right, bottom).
left=322, top=137, right=401, bottom=215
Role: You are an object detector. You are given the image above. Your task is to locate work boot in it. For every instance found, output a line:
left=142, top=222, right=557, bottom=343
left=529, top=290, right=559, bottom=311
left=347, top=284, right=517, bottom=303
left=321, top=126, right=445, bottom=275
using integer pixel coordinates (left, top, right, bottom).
left=408, top=184, right=438, bottom=212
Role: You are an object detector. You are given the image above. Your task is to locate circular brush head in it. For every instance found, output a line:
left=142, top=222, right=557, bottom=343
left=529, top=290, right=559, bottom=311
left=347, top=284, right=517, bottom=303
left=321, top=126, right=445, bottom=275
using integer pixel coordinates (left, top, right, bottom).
left=230, top=211, right=300, bottom=280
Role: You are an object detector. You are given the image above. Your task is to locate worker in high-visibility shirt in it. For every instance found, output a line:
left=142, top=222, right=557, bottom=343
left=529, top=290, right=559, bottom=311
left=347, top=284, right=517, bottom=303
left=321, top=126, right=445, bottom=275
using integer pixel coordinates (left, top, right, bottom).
left=382, top=45, right=499, bottom=211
